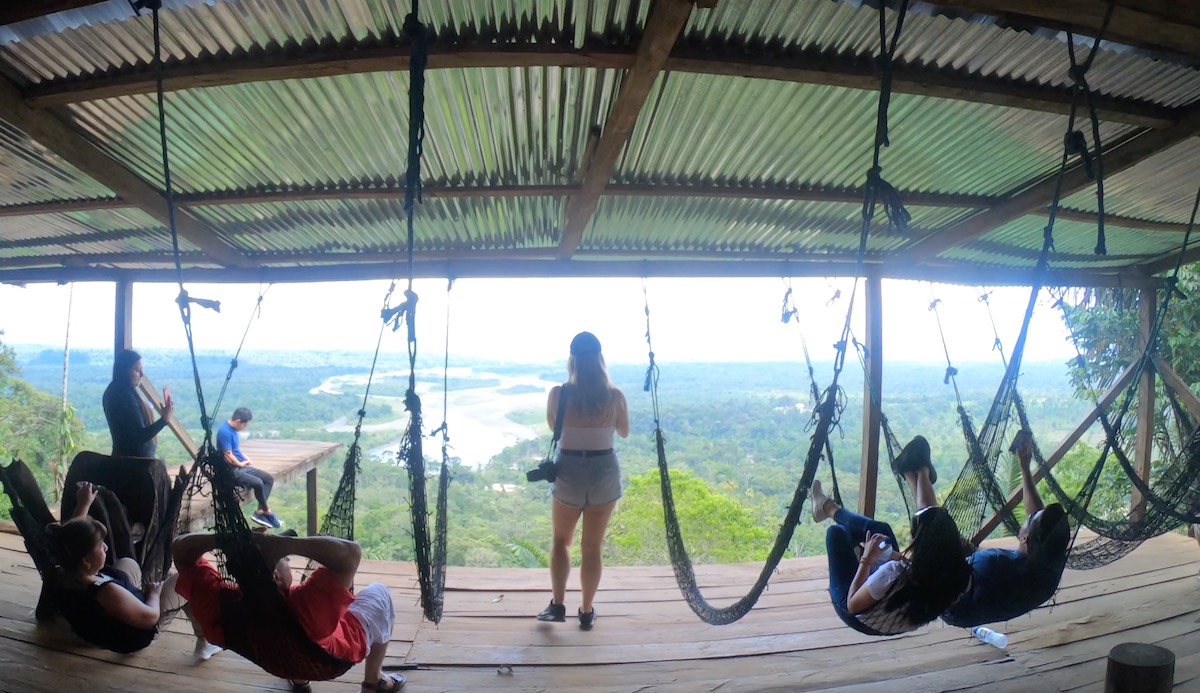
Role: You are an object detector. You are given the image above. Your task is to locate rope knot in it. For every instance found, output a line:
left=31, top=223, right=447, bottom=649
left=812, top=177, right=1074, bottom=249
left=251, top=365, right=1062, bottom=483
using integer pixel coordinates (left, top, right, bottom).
left=943, top=366, right=958, bottom=385
left=1064, top=130, right=1095, bottom=180
left=865, top=166, right=911, bottom=231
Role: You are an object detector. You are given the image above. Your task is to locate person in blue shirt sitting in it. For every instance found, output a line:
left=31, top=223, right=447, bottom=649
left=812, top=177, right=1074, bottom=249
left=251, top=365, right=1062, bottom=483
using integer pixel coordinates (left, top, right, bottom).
left=942, top=430, right=1071, bottom=628
left=216, top=407, right=281, bottom=529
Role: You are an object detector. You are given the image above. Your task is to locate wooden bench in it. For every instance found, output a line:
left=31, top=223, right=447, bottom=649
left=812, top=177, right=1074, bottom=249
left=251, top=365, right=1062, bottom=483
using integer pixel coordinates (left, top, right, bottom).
left=135, top=376, right=343, bottom=535
left=181, top=439, right=342, bottom=535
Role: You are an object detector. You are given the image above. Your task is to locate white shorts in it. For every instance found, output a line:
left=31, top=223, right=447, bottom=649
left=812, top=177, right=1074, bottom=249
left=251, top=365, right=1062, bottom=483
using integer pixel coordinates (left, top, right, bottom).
left=347, top=583, right=394, bottom=651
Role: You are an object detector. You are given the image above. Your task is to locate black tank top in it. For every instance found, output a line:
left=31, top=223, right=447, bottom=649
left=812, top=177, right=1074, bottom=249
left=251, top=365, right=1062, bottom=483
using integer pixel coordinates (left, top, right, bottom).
left=57, top=566, right=156, bottom=653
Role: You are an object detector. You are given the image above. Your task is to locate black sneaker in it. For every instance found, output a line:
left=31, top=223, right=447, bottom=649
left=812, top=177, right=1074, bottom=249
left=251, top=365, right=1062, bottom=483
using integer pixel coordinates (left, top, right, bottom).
left=249, top=513, right=273, bottom=528
left=892, top=435, right=938, bottom=484
left=578, top=608, right=596, bottom=630
left=536, top=600, right=566, bottom=622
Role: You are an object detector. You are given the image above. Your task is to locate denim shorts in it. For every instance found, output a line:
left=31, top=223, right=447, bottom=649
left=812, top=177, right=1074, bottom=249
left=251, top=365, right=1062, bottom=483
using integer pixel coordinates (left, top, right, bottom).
left=552, top=451, right=622, bottom=508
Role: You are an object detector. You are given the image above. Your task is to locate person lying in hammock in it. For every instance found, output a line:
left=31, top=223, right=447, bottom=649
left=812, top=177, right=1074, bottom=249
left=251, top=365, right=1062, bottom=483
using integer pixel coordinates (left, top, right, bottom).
left=172, top=531, right=405, bottom=693
left=46, top=482, right=218, bottom=658
left=810, top=435, right=971, bottom=636
left=941, top=430, right=1071, bottom=628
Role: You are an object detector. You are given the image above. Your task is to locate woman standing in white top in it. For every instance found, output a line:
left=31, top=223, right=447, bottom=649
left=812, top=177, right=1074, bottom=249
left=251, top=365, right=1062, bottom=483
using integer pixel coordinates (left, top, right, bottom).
left=536, top=332, right=630, bottom=630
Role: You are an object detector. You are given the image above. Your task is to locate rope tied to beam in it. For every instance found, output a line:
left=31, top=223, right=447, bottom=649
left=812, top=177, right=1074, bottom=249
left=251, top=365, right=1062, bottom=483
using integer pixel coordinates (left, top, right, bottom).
left=862, top=0, right=913, bottom=233
left=1063, top=0, right=1118, bottom=256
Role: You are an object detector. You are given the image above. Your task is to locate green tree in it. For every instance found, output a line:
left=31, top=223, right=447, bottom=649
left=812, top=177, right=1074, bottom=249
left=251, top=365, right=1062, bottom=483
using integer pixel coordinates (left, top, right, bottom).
left=607, top=468, right=776, bottom=565
left=0, top=331, right=85, bottom=514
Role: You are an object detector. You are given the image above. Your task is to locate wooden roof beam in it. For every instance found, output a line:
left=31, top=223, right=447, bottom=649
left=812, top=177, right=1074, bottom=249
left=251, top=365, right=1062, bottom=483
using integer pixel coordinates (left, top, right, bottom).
left=667, top=51, right=1176, bottom=129
left=0, top=75, right=249, bottom=267
left=559, top=0, right=703, bottom=257
left=0, top=256, right=1165, bottom=288
left=0, top=197, right=123, bottom=217
left=903, top=103, right=1200, bottom=261
left=21, top=43, right=1178, bottom=130
left=919, top=0, right=1200, bottom=63
left=0, top=1, right=109, bottom=27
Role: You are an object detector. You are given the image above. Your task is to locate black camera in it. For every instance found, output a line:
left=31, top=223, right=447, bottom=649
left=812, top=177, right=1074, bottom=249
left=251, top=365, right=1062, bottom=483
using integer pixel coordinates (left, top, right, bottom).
left=525, top=458, right=557, bottom=483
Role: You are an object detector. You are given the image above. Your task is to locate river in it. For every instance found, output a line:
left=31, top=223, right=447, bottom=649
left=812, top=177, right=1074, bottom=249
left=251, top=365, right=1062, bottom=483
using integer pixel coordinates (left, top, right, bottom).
left=313, top=367, right=556, bottom=467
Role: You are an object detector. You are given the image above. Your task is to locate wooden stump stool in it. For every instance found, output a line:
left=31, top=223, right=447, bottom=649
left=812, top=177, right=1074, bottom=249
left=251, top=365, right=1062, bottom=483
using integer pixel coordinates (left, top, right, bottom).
left=1105, top=643, right=1175, bottom=693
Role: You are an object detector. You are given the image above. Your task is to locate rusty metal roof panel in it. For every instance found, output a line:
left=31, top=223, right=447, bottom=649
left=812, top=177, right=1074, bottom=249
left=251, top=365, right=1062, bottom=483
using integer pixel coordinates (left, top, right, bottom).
left=191, top=195, right=563, bottom=253
left=619, top=72, right=1135, bottom=198
left=61, top=66, right=613, bottom=194
left=585, top=196, right=970, bottom=254
left=0, top=119, right=116, bottom=205
left=1060, top=138, right=1200, bottom=225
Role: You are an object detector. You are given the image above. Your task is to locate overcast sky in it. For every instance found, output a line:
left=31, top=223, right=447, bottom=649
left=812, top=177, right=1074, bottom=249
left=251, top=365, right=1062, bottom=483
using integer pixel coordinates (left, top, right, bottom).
left=0, top=277, right=1078, bottom=367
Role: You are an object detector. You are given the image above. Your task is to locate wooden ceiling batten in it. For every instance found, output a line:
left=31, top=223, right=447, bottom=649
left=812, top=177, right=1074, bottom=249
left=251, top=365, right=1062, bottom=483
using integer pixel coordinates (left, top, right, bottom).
left=21, top=44, right=1177, bottom=130
left=0, top=76, right=249, bottom=267
left=0, top=197, right=124, bottom=216
left=0, top=254, right=1161, bottom=285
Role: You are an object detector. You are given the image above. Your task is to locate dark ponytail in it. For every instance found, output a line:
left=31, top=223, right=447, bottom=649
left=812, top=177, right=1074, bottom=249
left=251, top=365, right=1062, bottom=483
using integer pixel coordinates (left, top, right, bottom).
left=46, top=516, right=107, bottom=574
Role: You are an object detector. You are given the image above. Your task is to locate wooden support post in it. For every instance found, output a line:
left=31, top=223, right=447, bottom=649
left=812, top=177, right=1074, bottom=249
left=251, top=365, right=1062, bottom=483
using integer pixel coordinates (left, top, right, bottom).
left=1132, top=287, right=1156, bottom=520
left=307, top=468, right=319, bottom=536
left=859, top=276, right=883, bottom=517
left=114, top=280, right=133, bottom=355
left=972, top=363, right=1140, bottom=544
left=1105, top=643, right=1175, bottom=693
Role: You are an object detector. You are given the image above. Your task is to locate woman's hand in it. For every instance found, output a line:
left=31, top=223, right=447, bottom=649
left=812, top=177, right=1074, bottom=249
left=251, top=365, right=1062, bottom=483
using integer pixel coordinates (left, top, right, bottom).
left=73, top=481, right=99, bottom=518
left=145, top=581, right=164, bottom=598
left=860, top=531, right=890, bottom=564
left=158, top=397, right=174, bottom=419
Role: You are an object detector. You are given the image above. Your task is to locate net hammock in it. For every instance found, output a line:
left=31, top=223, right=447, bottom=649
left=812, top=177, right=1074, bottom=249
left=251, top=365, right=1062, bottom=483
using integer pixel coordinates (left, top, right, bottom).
left=134, top=0, right=444, bottom=677
left=642, top=0, right=914, bottom=626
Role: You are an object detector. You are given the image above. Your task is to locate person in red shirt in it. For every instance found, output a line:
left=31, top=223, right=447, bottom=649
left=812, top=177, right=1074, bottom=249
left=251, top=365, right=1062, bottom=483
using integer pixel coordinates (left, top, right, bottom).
left=172, top=531, right=404, bottom=692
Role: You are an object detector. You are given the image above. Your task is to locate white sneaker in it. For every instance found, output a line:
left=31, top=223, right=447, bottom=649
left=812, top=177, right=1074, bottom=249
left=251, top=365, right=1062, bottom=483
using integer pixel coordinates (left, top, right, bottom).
left=194, top=640, right=223, bottom=662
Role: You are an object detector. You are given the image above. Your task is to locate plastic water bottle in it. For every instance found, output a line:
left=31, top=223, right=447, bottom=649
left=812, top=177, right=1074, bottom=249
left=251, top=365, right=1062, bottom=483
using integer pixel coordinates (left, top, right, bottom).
left=972, top=626, right=1008, bottom=649
left=876, top=540, right=893, bottom=563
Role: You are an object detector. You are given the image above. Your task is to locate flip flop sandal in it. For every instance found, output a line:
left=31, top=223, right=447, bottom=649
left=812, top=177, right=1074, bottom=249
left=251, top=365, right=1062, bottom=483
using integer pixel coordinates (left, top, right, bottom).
left=361, top=673, right=406, bottom=692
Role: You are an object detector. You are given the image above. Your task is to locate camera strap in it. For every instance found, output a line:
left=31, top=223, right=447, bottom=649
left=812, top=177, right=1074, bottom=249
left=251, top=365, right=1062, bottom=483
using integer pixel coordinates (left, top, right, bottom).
left=548, top=383, right=568, bottom=457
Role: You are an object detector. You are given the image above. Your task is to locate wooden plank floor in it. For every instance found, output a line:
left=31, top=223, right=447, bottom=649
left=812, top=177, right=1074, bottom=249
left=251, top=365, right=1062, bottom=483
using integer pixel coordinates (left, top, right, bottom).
left=1, top=530, right=1198, bottom=692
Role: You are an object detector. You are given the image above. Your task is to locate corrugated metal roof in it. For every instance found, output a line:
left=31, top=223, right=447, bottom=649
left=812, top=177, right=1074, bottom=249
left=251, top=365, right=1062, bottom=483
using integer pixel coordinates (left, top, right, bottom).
left=957, top=214, right=1184, bottom=265
left=621, top=72, right=1135, bottom=197
left=586, top=196, right=969, bottom=254
left=0, top=207, right=180, bottom=258
left=0, top=120, right=115, bottom=205
left=62, top=66, right=617, bottom=193
left=0, top=0, right=1195, bottom=280
left=686, top=0, right=1200, bottom=108
left=191, top=196, right=562, bottom=252
left=1060, top=138, right=1200, bottom=224
left=5, top=0, right=1197, bottom=111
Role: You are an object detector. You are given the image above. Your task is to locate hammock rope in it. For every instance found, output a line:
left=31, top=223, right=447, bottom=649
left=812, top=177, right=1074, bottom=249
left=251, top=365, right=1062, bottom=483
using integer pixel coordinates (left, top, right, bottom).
left=392, top=0, right=448, bottom=624
left=643, top=0, right=910, bottom=625
left=135, top=0, right=361, bottom=678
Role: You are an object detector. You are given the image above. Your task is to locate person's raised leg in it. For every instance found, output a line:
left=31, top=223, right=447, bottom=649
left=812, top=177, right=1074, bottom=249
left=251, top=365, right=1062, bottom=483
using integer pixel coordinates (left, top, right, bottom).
left=578, top=500, right=617, bottom=618
left=905, top=467, right=938, bottom=511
